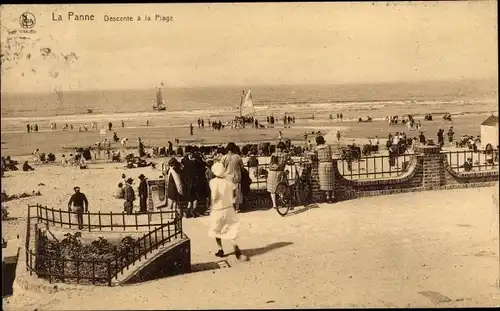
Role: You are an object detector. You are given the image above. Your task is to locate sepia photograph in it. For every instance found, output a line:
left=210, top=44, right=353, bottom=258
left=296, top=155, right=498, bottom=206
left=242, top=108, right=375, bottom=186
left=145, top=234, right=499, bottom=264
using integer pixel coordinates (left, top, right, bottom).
left=1, top=1, right=498, bottom=309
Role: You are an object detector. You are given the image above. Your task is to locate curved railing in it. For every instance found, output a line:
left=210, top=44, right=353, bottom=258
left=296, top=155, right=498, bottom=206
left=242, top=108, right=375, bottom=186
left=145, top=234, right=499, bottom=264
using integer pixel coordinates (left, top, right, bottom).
left=35, top=204, right=176, bottom=232
left=246, top=159, right=311, bottom=190
left=442, top=149, right=499, bottom=173
left=25, top=204, right=184, bottom=286
left=336, top=153, right=415, bottom=180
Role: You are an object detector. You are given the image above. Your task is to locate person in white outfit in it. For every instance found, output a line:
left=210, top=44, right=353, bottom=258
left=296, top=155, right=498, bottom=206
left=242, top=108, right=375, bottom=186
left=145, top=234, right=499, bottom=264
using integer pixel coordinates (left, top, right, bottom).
left=121, top=137, right=128, bottom=149
left=208, top=162, right=248, bottom=261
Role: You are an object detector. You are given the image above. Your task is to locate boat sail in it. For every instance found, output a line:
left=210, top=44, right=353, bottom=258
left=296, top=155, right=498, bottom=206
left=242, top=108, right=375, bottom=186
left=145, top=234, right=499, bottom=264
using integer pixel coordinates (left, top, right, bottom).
left=240, top=89, right=255, bottom=117
left=153, top=82, right=166, bottom=111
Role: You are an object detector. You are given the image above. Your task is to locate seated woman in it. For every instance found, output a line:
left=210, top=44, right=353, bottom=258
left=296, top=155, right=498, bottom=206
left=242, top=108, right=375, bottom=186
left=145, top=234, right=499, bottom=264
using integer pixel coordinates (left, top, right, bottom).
left=485, top=144, right=494, bottom=166
left=5, top=157, right=19, bottom=171
left=61, top=154, right=68, bottom=166
left=79, top=157, right=88, bottom=169
left=115, top=182, right=125, bottom=199
left=460, top=158, right=473, bottom=172
left=22, top=161, right=34, bottom=171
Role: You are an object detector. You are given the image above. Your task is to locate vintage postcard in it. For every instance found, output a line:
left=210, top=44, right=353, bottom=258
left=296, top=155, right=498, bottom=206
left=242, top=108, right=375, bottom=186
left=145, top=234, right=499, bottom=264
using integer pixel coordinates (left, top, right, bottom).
left=1, top=2, right=498, bottom=309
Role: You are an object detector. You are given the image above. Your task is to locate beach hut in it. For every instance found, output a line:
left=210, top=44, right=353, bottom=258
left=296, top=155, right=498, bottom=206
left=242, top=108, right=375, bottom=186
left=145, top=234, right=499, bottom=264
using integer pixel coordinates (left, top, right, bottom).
left=480, top=115, right=499, bottom=148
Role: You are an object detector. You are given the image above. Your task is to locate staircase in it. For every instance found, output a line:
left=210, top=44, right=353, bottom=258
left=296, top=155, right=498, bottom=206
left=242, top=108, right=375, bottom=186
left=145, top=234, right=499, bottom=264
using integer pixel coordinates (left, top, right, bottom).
left=26, top=205, right=191, bottom=286
left=111, top=237, right=190, bottom=285
left=109, top=220, right=191, bottom=285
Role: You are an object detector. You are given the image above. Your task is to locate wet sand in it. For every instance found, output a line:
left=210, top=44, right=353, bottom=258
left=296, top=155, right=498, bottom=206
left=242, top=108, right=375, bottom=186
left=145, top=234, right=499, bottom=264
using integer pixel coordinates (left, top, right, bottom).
left=1, top=113, right=493, bottom=157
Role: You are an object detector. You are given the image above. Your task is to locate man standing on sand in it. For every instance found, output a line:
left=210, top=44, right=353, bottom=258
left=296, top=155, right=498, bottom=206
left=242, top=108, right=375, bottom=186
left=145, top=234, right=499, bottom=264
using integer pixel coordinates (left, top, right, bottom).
left=123, top=178, right=135, bottom=214
left=437, top=129, right=444, bottom=147
left=138, top=174, right=149, bottom=213
left=419, top=132, right=426, bottom=145
left=190, top=123, right=194, bottom=135
left=208, top=162, right=248, bottom=261
left=336, top=130, right=341, bottom=142
left=447, top=127, right=454, bottom=145
left=68, top=186, right=89, bottom=230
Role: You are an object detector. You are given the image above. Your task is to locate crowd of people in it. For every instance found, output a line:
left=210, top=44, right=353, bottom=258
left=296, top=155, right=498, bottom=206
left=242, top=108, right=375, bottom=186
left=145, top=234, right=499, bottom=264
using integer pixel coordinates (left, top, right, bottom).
left=329, top=113, right=344, bottom=121
left=26, top=123, right=39, bottom=133
left=27, top=120, right=128, bottom=134
left=107, top=135, right=339, bottom=222
left=153, top=137, right=337, bottom=217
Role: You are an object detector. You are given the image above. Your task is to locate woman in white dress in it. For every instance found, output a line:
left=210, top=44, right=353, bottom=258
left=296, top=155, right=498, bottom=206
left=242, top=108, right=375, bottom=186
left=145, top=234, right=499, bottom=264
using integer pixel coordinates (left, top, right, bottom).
left=208, top=162, right=248, bottom=261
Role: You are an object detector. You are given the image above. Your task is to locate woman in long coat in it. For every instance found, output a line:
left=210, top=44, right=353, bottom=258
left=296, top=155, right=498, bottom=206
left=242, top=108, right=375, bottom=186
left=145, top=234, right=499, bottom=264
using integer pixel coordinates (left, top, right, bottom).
left=267, top=141, right=293, bottom=209
left=181, top=152, right=199, bottom=218
left=166, top=157, right=183, bottom=218
left=193, top=152, right=209, bottom=213
left=314, top=135, right=335, bottom=203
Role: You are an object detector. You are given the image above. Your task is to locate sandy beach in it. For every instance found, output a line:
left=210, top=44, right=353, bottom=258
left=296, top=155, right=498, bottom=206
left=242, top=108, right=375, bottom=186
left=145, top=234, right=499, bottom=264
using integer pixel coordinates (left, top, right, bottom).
left=2, top=2, right=499, bottom=309
left=2, top=83, right=497, bottom=310
left=2, top=159, right=498, bottom=308
left=1, top=112, right=495, bottom=157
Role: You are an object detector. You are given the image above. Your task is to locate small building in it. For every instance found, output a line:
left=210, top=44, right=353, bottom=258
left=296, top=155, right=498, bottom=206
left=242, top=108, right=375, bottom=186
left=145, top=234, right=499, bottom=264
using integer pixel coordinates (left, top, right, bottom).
left=480, top=115, right=499, bottom=148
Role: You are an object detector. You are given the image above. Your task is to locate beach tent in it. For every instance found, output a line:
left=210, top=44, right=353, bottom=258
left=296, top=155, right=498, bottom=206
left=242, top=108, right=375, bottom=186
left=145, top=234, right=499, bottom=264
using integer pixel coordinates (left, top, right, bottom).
left=480, top=115, right=499, bottom=148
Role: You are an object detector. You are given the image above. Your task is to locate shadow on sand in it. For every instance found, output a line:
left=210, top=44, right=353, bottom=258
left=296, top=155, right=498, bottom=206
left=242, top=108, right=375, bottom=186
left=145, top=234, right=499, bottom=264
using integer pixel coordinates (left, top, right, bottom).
left=190, top=260, right=231, bottom=273
left=123, top=242, right=295, bottom=285
left=224, top=241, right=294, bottom=258
left=283, top=203, right=320, bottom=217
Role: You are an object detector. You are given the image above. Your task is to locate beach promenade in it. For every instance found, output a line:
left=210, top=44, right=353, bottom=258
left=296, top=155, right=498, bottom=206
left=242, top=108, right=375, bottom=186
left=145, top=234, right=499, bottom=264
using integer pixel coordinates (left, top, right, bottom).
left=3, top=185, right=498, bottom=309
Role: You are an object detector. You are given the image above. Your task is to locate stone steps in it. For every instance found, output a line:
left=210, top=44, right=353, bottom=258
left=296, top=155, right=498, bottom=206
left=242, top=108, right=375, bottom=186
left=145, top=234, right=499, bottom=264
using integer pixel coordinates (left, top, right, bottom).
left=111, top=237, right=189, bottom=286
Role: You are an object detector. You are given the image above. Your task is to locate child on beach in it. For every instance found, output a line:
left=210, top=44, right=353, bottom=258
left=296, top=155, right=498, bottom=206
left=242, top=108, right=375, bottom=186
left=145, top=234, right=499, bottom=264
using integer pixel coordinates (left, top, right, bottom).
left=61, top=154, right=68, bottom=167
left=208, top=162, right=248, bottom=261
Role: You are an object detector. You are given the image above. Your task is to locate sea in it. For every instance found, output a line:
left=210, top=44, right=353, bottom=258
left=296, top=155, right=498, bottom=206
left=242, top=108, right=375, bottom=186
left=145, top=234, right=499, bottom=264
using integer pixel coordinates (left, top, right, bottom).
left=1, top=80, right=498, bottom=125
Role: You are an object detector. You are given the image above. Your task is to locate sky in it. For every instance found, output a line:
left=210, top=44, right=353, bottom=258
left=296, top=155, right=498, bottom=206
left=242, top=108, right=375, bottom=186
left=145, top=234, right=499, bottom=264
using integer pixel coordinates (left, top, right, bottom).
left=0, top=2, right=497, bottom=93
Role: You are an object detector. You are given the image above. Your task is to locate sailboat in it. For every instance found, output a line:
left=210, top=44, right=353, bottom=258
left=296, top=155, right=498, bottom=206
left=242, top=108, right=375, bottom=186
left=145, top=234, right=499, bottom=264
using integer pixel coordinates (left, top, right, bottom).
left=153, top=82, right=167, bottom=111
left=240, top=89, right=255, bottom=117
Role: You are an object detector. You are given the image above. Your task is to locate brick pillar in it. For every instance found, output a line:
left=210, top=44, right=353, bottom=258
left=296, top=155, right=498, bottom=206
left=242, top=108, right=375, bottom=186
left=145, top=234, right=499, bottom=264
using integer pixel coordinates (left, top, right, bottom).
left=414, top=141, right=443, bottom=190
left=305, top=152, right=323, bottom=203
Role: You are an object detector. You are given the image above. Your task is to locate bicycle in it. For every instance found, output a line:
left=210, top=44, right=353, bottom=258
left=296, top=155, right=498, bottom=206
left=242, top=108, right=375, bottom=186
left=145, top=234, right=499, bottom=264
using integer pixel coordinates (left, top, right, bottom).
left=274, top=161, right=313, bottom=216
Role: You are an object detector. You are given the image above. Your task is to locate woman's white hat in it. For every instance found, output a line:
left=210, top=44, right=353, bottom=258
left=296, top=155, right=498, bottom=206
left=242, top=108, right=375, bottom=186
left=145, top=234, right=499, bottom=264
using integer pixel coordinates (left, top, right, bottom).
left=211, top=162, right=225, bottom=178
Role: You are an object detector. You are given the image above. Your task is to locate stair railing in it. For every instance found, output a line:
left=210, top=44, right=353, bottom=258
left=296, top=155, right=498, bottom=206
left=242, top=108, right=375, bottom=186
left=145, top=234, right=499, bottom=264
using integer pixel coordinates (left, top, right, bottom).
left=110, top=210, right=184, bottom=281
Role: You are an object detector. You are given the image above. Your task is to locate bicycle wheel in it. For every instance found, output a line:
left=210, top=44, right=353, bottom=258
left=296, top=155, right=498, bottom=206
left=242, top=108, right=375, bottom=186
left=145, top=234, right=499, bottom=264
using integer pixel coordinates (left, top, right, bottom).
left=275, top=182, right=291, bottom=216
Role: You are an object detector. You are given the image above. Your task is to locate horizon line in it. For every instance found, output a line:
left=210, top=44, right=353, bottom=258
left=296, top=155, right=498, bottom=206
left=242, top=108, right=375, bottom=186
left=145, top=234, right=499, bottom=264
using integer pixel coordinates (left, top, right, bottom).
left=1, top=77, right=498, bottom=95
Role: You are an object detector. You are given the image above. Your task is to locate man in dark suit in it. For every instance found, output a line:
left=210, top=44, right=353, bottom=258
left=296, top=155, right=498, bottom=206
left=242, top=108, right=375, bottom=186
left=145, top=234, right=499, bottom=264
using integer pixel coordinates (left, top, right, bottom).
left=138, top=174, right=148, bottom=213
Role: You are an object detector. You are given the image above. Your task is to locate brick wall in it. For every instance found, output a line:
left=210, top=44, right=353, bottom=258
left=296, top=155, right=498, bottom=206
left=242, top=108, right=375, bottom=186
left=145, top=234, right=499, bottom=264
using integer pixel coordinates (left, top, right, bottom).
left=249, top=144, right=498, bottom=206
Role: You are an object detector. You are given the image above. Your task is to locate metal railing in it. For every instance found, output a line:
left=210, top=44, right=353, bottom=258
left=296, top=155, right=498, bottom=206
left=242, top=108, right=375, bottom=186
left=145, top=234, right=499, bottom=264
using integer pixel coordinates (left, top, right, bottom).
left=246, top=158, right=309, bottom=190
left=110, top=214, right=184, bottom=282
left=25, top=204, right=184, bottom=286
left=35, top=204, right=176, bottom=232
left=33, top=231, right=112, bottom=285
left=337, top=153, right=415, bottom=180
left=443, top=149, right=499, bottom=173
